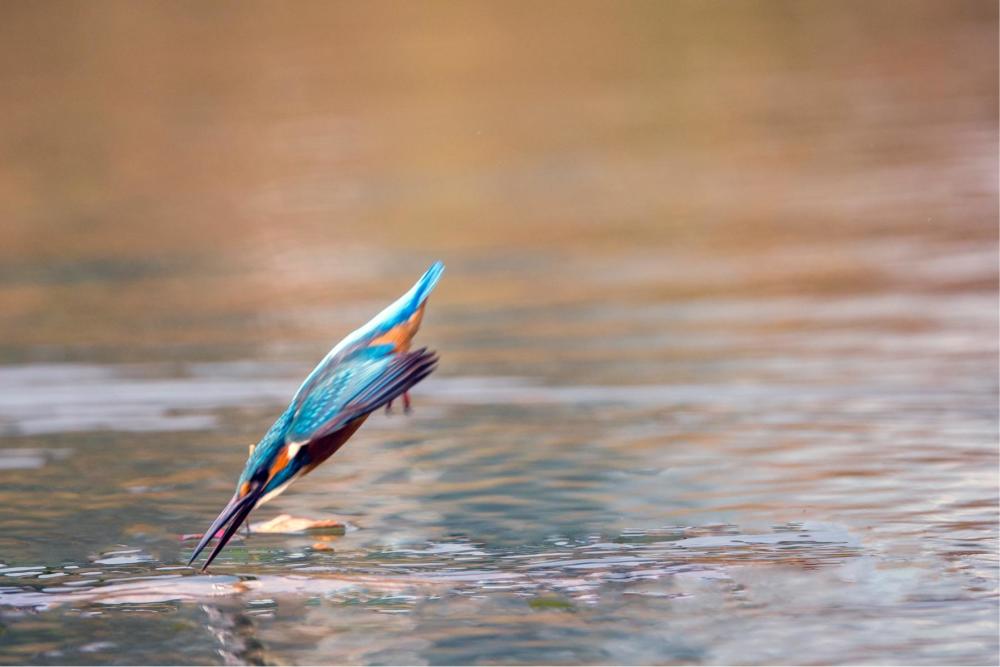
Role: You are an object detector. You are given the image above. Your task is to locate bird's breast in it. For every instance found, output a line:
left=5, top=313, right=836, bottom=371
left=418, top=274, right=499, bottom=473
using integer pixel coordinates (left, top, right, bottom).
left=300, top=415, right=369, bottom=475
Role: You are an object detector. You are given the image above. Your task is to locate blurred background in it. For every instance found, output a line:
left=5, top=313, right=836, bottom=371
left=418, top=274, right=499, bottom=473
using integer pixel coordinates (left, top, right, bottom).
left=0, top=1, right=997, bottom=665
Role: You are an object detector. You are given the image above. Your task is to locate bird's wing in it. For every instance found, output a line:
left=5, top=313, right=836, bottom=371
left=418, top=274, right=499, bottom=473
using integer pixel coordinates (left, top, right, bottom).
left=285, top=346, right=438, bottom=445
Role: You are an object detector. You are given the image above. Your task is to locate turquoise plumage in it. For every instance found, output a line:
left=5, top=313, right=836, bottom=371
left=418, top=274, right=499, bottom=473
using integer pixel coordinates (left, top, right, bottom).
left=188, top=262, right=444, bottom=570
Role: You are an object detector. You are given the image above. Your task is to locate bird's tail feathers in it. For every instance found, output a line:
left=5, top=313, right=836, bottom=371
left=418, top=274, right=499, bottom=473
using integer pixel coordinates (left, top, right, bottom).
left=406, top=261, right=445, bottom=311
left=311, top=262, right=444, bottom=381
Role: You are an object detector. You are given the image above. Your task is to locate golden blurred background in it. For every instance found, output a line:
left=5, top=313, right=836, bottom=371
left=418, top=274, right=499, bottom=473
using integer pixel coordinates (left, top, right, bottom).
left=1, top=1, right=995, bottom=357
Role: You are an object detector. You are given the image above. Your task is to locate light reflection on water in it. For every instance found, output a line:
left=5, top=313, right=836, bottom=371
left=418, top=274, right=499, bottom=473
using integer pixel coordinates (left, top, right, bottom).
left=0, top=323, right=995, bottom=663
left=0, top=1, right=997, bottom=665
left=0, top=523, right=861, bottom=611
left=2, top=525, right=866, bottom=664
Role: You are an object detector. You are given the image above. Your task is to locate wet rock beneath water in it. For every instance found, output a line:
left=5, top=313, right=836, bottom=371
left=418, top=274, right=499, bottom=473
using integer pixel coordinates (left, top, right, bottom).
left=250, top=514, right=348, bottom=535
left=179, top=530, right=229, bottom=542
left=179, top=514, right=349, bottom=542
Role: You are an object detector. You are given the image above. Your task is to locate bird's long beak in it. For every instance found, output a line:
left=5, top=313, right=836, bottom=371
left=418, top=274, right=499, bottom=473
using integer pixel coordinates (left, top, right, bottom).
left=187, top=489, right=261, bottom=571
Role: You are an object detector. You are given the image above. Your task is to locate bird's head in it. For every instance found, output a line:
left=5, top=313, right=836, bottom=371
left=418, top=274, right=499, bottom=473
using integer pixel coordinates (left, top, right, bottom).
left=187, top=438, right=305, bottom=571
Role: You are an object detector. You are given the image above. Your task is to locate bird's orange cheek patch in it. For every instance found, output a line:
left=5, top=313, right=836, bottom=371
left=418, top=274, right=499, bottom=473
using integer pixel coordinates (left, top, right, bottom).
left=239, top=481, right=250, bottom=498
left=268, top=447, right=291, bottom=481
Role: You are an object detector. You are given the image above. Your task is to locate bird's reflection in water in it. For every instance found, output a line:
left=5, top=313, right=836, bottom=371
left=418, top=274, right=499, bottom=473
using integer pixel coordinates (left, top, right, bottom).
left=202, top=604, right=269, bottom=666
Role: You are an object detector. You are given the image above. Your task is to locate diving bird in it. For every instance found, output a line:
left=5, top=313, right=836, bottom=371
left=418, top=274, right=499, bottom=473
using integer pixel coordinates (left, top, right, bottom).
left=188, top=261, right=444, bottom=571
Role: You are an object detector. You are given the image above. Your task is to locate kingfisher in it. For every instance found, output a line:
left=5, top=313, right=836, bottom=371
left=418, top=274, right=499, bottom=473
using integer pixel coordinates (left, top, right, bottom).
left=188, top=261, right=444, bottom=571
